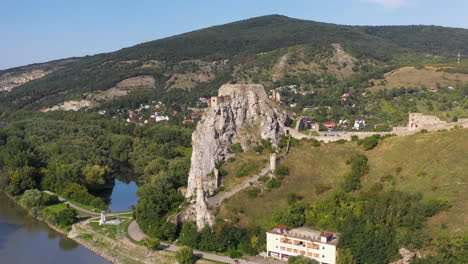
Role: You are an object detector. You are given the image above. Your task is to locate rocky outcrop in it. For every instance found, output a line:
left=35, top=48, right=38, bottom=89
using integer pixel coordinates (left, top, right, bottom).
left=390, top=248, right=416, bottom=264
left=0, top=70, right=52, bottom=92
left=185, top=84, right=292, bottom=229
left=41, top=100, right=97, bottom=112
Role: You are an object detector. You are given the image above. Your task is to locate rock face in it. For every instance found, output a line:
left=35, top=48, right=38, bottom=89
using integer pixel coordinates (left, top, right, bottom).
left=41, top=100, right=97, bottom=112
left=0, top=70, right=52, bottom=92
left=390, top=248, right=416, bottom=264
left=185, top=84, right=292, bottom=229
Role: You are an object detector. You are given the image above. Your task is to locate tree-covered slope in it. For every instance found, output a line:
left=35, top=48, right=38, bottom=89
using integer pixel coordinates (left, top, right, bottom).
left=356, top=25, right=468, bottom=57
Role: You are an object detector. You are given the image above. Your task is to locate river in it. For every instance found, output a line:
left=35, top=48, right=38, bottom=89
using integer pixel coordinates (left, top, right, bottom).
left=0, top=192, right=110, bottom=264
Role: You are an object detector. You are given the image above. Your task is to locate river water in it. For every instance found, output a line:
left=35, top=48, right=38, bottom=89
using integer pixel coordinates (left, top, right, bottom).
left=0, top=192, right=110, bottom=264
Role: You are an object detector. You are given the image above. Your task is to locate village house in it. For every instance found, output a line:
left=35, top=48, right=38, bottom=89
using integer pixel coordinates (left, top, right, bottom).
left=324, top=122, right=336, bottom=131
left=155, top=115, right=169, bottom=122
left=340, top=93, right=349, bottom=101
left=353, top=119, right=366, bottom=130
left=266, top=226, right=339, bottom=264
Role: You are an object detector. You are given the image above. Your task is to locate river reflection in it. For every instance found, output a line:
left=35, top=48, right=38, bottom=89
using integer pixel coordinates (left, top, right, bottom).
left=0, top=192, right=110, bottom=264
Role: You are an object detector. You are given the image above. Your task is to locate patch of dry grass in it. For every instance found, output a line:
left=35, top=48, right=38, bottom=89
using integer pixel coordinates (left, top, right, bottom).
left=218, top=129, right=468, bottom=236
left=369, top=66, right=468, bottom=90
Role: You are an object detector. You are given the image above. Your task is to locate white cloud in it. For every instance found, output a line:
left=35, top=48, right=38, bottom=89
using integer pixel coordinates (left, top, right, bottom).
left=359, top=0, right=410, bottom=9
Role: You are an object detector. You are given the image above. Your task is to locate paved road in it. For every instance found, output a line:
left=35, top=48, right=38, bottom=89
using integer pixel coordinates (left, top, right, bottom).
left=128, top=221, right=257, bottom=264
left=43, top=190, right=131, bottom=216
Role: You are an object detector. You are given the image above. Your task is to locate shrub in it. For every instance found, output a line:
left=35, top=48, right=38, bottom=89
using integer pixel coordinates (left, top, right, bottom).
left=314, top=183, right=331, bottom=195
left=142, top=237, right=160, bottom=250
left=253, top=145, right=264, bottom=153
left=232, top=143, right=243, bottom=153
left=50, top=207, right=77, bottom=227
left=274, top=165, right=289, bottom=177
left=335, top=139, right=347, bottom=144
left=236, top=162, right=259, bottom=178
left=258, top=176, right=270, bottom=182
left=358, top=135, right=379, bottom=150
left=19, top=189, right=43, bottom=208
left=229, top=249, right=243, bottom=259
left=311, top=139, right=321, bottom=147
left=176, top=246, right=194, bottom=264
left=247, top=188, right=261, bottom=199
left=227, top=157, right=236, bottom=163
left=288, top=255, right=319, bottom=264
left=422, top=198, right=452, bottom=217
left=266, top=178, right=281, bottom=189
left=287, top=192, right=303, bottom=205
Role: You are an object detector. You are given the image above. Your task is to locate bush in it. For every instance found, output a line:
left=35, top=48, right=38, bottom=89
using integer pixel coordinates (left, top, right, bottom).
left=287, top=192, right=303, bottom=205
left=19, top=189, right=43, bottom=208
left=314, top=183, right=331, bottom=195
left=247, top=188, right=261, bottom=199
left=142, top=237, right=160, bottom=250
left=358, top=135, right=379, bottom=150
left=266, top=178, right=281, bottom=189
left=50, top=207, right=77, bottom=227
left=232, top=143, right=243, bottom=153
left=274, top=165, right=289, bottom=177
left=229, top=249, right=243, bottom=259
left=258, top=176, right=270, bottom=182
left=422, top=198, right=452, bottom=217
left=335, top=139, right=347, bottom=144
left=288, top=255, right=318, bottom=264
left=176, top=246, right=194, bottom=264
left=253, top=145, right=264, bottom=153
left=236, top=162, right=259, bottom=178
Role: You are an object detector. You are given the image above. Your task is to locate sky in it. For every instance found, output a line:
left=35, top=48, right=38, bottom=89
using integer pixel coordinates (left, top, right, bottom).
left=1, top=0, right=468, bottom=70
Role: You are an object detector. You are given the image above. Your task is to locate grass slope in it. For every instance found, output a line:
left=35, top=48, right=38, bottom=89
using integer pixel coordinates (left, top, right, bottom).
left=218, top=128, right=467, bottom=236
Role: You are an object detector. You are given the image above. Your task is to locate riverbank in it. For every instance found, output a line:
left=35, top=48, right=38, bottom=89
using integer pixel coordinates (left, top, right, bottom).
left=2, top=191, right=220, bottom=264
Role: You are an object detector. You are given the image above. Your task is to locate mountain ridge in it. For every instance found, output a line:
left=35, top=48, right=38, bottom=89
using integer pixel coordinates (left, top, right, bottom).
left=1, top=14, right=468, bottom=110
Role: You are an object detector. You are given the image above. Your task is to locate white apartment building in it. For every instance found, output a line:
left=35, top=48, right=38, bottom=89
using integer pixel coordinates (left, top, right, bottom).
left=266, top=226, right=339, bottom=264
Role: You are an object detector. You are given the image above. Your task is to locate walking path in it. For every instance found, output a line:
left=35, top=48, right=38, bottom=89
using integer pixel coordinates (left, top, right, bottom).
left=207, top=166, right=271, bottom=207
left=128, top=221, right=256, bottom=264
left=42, top=190, right=131, bottom=216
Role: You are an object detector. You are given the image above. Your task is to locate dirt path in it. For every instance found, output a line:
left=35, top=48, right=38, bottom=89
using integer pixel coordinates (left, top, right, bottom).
left=207, top=166, right=271, bottom=207
left=43, top=190, right=131, bottom=216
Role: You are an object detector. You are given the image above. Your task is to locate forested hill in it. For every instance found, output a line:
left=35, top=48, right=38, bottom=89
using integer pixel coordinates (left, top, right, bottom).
left=1, top=14, right=468, bottom=110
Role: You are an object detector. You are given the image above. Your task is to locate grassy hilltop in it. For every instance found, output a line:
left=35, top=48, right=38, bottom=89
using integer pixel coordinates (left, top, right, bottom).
left=219, top=128, right=468, bottom=238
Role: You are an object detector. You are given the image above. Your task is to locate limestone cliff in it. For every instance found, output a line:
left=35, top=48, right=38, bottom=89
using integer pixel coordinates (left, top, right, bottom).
left=185, top=84, right=292, bottom=229
left=0, top=70, right=52, bottom=92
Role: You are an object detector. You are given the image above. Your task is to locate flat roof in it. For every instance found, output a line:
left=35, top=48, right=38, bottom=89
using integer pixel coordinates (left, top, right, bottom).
left=267, top=226, right=339, bottom=245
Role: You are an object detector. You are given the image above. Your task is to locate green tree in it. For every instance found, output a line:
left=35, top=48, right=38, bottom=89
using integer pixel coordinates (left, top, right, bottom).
left=19, top=189, right=43, bottom=208
left=178, top=222, right=200, bottom=248
left=337, top=248, right=357, bottom=264
left=176, top=246, right=194, bottom=264
left=198, top=225, right=217, bottom=251
left=83, top=164, right=108, bottom=188
left=141, top=237, right=160, bottom=250
left=51, top=207, right=77, bottom=227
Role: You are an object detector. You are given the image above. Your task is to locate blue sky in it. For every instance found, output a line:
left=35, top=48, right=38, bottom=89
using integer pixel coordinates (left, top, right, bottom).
left=1, top=0, right=467, bottom=70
